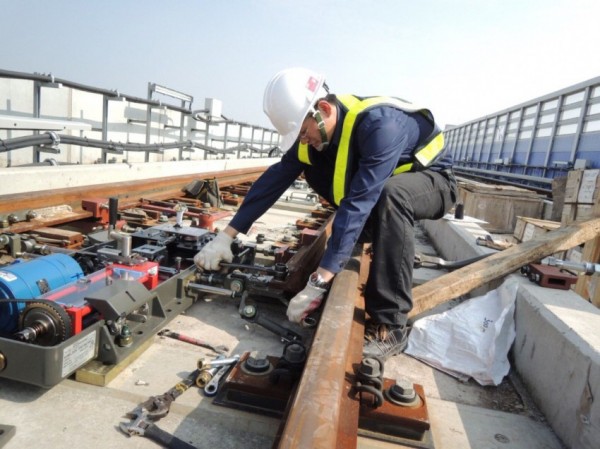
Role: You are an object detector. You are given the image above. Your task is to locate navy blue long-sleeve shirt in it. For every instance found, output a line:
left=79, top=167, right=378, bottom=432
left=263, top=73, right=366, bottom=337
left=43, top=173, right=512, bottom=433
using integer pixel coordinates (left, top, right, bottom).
left=229, top=97, right=453, bottom=274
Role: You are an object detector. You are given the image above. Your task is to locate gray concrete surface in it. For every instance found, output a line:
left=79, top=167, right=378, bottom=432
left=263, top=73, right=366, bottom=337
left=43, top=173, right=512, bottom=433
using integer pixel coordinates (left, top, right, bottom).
left=514, top=281, right=600, bottom=449
left=0, top=204, right=585, bottom=449
left=422, top=212, right=599, bottom=449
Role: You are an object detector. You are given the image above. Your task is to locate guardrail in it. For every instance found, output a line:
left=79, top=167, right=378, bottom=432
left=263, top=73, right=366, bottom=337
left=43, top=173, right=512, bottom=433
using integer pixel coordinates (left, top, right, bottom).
left=0, top=69, right=280, bottom=167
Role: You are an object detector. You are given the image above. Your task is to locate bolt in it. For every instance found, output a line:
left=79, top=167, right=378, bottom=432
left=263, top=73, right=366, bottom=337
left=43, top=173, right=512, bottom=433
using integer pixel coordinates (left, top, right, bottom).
left=392, top=376, right=415, bottom=397
left=284, top=343, right=306, bottom=364
left=0, top=352, right=6, bottom=372
left=243, top=351, right=271, bottom=374
left=386, top=376, right=418, bottom=405
left=359, top=357, right=381, bottom=378
left=118, top=325, right=133, bottom=347
left=230, top=279, right=244, bottom=293
left=242, top=305, right=256, bottom=318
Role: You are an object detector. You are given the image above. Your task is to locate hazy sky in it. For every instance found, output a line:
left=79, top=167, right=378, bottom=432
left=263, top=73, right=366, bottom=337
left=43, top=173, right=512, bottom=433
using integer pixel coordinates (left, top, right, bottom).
left=1, top=0, right=599, bottom=129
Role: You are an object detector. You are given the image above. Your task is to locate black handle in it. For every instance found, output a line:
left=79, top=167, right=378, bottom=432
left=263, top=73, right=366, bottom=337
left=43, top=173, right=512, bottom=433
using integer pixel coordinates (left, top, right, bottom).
left=144, top=423, right=198, bottom=449
left=254, top=312, right=302, bottom=343
left=108, top=196, right=118, bottom=229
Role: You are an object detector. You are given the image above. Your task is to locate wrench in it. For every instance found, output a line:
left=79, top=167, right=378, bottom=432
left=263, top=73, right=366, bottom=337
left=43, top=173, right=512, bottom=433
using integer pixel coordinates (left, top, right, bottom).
left=120, top=406, right=197, bottom=449
left=197, top=354, right=240, bottom=370
left=158, top=328, right=229, bottom=354
left=203, top=355, right=240, bottom=396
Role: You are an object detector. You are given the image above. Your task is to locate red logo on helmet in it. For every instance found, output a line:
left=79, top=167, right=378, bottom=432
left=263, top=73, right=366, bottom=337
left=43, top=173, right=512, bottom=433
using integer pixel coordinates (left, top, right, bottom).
left=306, top=76, right=319, bottom=92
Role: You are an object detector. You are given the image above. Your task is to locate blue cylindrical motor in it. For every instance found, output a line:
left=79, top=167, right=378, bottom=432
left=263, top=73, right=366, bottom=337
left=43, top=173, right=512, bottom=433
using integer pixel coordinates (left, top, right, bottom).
left=0, top=254, right=84, bottom=334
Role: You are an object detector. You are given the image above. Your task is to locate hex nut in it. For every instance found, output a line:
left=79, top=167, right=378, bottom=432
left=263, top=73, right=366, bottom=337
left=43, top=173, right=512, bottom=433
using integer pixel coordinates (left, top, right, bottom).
left=359, top=357, right=381, bottom=378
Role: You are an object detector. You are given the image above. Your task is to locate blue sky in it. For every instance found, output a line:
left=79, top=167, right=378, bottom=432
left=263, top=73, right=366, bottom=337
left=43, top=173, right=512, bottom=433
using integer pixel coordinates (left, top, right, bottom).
left=1, top=0, right=599, bottom=129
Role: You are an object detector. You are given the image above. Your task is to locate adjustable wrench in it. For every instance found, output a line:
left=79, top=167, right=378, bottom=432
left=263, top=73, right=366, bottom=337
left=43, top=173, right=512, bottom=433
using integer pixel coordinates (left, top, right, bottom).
left=120, top=406, right=197, bottom=449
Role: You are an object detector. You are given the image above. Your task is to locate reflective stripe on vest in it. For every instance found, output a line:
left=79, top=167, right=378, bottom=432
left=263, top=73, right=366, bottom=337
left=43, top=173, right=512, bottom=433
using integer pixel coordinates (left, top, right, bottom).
left=333, top=94, right=443, bottom=206
left=298, top=142, right=311, bottom=165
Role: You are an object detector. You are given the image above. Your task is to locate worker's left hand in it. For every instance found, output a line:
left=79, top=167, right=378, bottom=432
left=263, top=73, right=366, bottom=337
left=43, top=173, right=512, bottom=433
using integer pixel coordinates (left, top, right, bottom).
left=286, top=282, right=328, bottom=323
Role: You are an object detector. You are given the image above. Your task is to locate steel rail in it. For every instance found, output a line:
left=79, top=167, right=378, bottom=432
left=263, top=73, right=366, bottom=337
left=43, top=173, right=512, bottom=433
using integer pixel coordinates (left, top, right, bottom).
left=0, top=166, right=269, bottom=234
left=275, top=245, right=367, bottom=449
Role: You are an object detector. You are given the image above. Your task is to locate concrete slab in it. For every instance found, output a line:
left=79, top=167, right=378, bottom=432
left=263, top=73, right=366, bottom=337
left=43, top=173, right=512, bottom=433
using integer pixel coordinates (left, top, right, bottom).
left=421, top=212, right=600, bottom=449
left=426, top=397, right=563, bottom=449
left=0, top=192, right=580, bottom=449
left=514, top=280, right=600, bottom=449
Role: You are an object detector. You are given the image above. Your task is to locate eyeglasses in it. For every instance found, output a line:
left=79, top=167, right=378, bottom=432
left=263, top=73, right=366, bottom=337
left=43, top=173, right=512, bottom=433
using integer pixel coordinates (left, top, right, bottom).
left=299, top=125, right=309, bottom=141
left=298, top=116, right=313, bottom=141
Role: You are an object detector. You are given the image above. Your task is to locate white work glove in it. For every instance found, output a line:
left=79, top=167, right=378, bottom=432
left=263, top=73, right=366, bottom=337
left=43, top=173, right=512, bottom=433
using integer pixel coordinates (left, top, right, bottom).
left=193, top=232, right=234, bottom=271
left=286, top=275, right=329, bottom=323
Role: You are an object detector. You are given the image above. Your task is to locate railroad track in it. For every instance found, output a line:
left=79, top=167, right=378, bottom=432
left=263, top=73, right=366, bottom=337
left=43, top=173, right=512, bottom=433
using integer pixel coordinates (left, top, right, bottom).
left=0, top=164, right=422, bottom=448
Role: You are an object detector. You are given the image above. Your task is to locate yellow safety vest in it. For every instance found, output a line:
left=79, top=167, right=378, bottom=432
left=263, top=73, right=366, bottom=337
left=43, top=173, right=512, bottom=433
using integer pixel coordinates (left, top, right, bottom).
left=298, top=95, right=445, bottom=206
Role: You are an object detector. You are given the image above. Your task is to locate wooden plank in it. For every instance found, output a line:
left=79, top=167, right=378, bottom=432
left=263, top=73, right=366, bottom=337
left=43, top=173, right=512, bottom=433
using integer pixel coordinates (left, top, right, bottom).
left=551, top=175, right=567, bottom=222
left=564, top=169, right=584, bottom=203
left=463, top=192, right=543, bottom=233
left=409, top=217, right=600, bottom=317
left=573, top=201, right=600, bottom=304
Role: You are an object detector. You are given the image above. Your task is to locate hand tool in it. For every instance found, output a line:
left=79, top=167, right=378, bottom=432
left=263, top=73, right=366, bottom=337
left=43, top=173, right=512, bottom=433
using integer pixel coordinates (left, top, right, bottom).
left=544, top=256, right=600, bottom=275
left=475, top=234, right=514, bottom=250
left=238, top=292, right=302, bottom=344
left=158, top=328, right=229, bottom=354
left=203, top=355, right=240, bottom=396
left=120, top=406, right=197, bottom=449
left=197, top=354, right=240, bottom=370
left=413, top=252, right=490, bottom=270
left=120, top=368, right=201, bottom=447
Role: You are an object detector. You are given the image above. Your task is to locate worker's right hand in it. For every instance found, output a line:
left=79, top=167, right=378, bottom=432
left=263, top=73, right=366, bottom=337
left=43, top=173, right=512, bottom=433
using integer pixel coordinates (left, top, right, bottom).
left=193, top=231, right=234, bottom=271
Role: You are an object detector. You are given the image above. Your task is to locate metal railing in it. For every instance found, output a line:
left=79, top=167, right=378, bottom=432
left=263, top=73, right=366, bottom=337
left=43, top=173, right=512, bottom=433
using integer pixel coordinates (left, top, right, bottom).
left=444, top=75, right=600, bottom=189
left=0, top=69, right=281, bottom=167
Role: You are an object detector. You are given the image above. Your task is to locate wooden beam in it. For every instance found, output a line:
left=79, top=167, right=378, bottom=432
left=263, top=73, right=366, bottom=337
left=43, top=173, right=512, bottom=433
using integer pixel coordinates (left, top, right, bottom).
left=410, top=217, right=600, bottom=317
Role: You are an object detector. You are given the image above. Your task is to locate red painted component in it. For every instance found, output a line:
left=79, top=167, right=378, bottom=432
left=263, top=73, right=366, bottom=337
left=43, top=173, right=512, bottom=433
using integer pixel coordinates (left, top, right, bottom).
left=299, top=228, right=319, bottom=247
left=274, top=245, right=293, bottom=264
left=81, top=198, right=110, bottom=222
left=527, top=263, right=578, bottom=290
left=358, top=380, right=432, bottom=446
left=195, top=209, right=232, bottom=231
left=41, top=261, right=159, bottom=335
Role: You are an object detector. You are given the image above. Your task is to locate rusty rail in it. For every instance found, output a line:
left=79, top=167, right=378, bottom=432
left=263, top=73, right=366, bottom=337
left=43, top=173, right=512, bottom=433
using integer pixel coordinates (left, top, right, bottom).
left=0, top=166, right=268, bottom=234
left=275, top=245, right=367, bottom=449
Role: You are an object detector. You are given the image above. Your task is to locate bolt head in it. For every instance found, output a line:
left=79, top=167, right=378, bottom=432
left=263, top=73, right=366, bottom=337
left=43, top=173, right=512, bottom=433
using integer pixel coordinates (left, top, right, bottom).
left=359, top=357, right=381, bottom=377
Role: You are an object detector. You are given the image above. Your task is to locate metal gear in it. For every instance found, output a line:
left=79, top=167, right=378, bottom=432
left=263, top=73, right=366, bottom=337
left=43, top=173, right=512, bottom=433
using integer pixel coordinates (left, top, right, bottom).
left=17, top=301, right=72, bottom=346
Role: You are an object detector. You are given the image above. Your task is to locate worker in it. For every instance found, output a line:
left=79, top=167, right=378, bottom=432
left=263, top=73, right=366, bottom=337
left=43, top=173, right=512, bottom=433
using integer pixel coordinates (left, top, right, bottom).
left=194, top=67, right=457, bottom=360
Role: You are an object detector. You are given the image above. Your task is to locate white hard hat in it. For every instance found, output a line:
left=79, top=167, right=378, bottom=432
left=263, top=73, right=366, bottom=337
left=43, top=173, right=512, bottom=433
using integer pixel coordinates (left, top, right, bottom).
left=263, top=67, right=328, bottom=152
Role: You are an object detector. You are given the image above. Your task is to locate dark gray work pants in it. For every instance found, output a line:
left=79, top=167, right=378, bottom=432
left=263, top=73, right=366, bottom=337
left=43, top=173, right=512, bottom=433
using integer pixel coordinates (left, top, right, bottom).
left=363, top=169, right=458, bottom=326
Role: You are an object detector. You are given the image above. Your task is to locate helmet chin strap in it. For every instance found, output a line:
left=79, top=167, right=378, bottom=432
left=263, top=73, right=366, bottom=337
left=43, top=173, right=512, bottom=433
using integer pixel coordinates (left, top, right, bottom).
left=312, top=110, right=329, bottom=151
